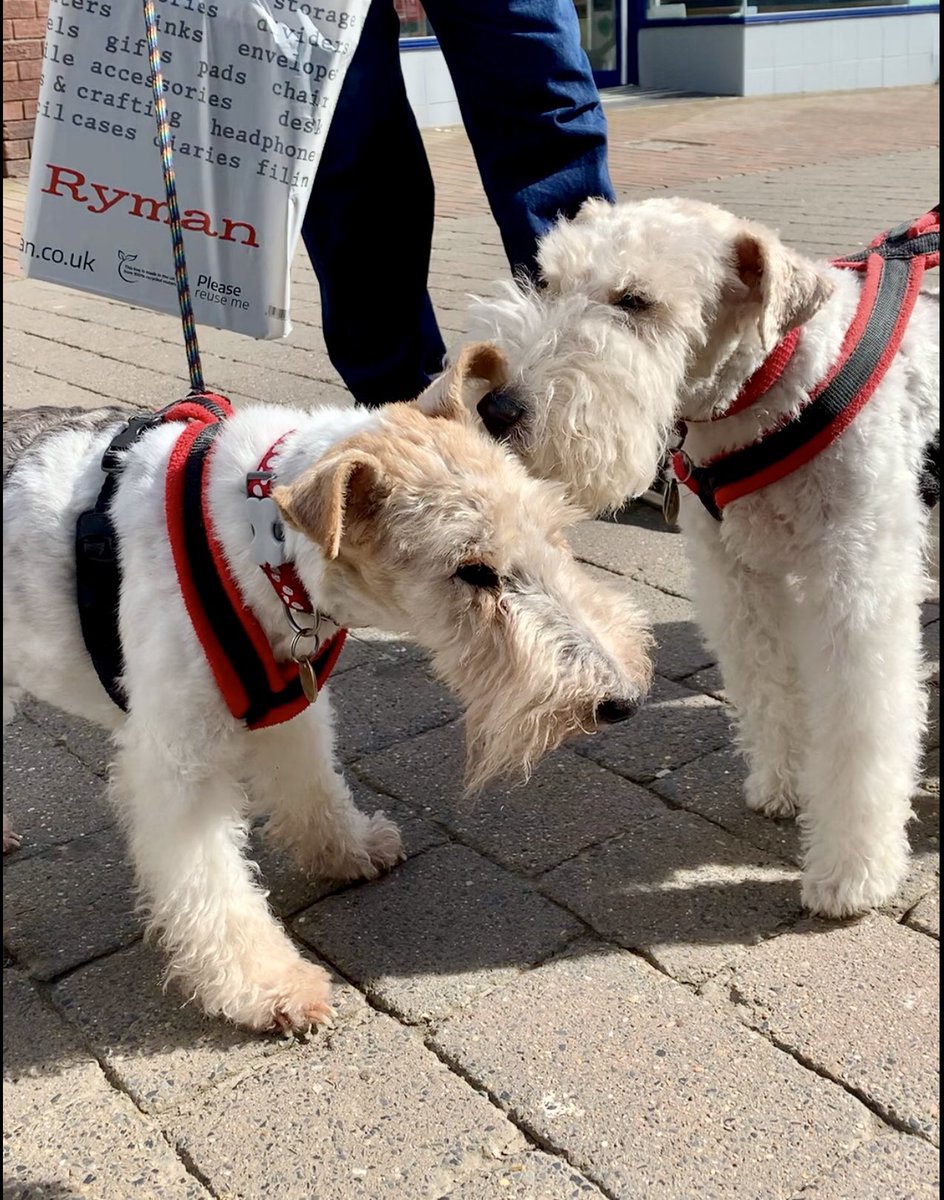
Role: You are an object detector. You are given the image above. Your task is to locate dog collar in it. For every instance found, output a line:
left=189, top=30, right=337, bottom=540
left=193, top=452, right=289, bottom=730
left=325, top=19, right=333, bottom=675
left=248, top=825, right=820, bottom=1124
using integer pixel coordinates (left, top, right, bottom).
left=670, top=206, right=940, bottom=521
left=246, top=432, right=315, bottom=615
left=246, top=432, right=348, bottom=703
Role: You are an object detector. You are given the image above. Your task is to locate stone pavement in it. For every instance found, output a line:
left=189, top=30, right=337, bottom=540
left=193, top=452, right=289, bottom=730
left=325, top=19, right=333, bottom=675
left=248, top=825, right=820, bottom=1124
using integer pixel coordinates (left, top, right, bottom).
left=3, top=86, right=940, bottom=1199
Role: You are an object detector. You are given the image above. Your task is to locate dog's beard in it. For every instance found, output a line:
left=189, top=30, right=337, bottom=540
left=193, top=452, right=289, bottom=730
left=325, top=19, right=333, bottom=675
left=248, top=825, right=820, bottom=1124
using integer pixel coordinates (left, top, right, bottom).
left=431, top=584, right=653, bottom=793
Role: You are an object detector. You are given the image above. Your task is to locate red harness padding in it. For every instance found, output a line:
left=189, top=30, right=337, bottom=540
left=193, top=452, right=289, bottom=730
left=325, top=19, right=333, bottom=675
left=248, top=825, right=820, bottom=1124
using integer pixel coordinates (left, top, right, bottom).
left=163, top=397, right=346, bottom=730
left=672, top=206, right=940, bottom=519
left=75, top=391, right=345, bottom=727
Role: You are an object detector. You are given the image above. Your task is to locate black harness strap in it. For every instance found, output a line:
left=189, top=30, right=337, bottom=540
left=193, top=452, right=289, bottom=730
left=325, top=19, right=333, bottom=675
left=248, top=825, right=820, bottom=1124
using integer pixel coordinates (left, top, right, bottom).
left=678, top=254, right=913, bottom=519
left=75, top=396, right=229, bottom=711
left=673, top=208, right=940, bottom=520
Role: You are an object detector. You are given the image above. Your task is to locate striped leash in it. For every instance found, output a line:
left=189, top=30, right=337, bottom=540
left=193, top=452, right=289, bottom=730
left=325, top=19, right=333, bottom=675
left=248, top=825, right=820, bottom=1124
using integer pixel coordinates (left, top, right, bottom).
left=142, top=0, right=205, bottom=395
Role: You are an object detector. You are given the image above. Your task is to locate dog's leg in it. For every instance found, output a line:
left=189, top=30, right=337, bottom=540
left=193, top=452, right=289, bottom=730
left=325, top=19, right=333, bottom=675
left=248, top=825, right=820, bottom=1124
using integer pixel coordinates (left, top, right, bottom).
left=243, top=694, right=404, bottom=882
left=794, top=533, right=926, bottom=918
left=112, top=719, right=334, bottom=1032
left=684, top=519, right=804, bottom=817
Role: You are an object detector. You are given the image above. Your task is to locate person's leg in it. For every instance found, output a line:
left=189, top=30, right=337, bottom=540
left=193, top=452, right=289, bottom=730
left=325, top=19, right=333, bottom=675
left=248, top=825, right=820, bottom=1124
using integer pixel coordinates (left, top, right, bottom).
left=303, top=0, right=446, bottom=406
left=422, top=0, right=615, bottom=277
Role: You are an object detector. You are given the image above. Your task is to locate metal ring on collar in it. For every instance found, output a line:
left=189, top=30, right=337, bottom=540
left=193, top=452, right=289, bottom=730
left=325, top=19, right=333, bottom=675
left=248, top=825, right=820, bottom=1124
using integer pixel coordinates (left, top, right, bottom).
left=290, top=628, right=319, bottom=662
left=285, top=606, right=318, bottom=638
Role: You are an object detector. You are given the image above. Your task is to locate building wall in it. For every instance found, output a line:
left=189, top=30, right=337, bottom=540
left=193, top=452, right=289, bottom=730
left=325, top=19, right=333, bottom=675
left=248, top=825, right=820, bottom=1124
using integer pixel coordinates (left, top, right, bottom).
left=400, top=46, right=462, bottom=129
left=639, top=11, right=940, bottom=97
left=3, top=0, right=48, bottom=178
left=398, top=46, right=460, bottom=128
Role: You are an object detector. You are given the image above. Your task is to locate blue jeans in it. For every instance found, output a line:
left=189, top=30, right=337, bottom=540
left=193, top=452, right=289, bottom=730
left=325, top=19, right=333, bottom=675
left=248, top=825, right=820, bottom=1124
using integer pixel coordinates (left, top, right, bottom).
left=302, top=0, right=615, bottom=407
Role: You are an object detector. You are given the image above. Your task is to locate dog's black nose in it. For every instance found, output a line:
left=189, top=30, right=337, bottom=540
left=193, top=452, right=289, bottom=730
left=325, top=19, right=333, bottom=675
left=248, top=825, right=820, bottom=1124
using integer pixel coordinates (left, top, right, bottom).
left=595, top=696, right=640, bottom=725
left=477, top=388, right=526, bottom=441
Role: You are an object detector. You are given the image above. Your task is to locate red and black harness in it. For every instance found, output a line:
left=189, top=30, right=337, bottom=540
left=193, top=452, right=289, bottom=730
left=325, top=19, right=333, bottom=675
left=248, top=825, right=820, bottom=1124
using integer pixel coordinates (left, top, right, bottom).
left=76, top=393, right=347, bottom=727
left=671, top=206, right=940, bottom=520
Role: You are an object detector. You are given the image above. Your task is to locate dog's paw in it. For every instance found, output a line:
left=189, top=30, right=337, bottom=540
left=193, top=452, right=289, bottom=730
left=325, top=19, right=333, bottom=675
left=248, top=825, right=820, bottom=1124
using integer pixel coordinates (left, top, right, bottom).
left=322, top=812, right=405, bottom=883
left=801, top=851, right=907, bottom=919
left=258, top=960, right=336, bottom=1035
left=362, top=810, right=406, bottom=873
left=744, top=774, right=799, bottom=820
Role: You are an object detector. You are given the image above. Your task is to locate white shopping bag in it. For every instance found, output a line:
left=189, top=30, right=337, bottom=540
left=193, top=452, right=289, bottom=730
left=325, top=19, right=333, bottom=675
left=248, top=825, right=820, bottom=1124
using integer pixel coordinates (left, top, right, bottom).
left=21, top=1, right=367, bottom=339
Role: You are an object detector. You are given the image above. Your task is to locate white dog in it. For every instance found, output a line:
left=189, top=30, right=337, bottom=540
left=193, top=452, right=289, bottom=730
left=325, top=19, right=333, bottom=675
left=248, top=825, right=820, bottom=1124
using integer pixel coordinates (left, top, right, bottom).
left=3, top=375, right=652, bottom=1030
left=435, top=198, right=940, bottom=919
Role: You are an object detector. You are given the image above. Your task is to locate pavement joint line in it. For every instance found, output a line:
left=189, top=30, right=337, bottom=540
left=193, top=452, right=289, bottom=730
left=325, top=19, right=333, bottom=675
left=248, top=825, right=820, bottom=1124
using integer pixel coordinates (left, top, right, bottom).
left=424, top=1032, right=625, bottom=1200
left=5, top=326, right=324, bottom=400
left=19, top=704, right=111, bottom=781
left=754, top=1022, right=941, bottom=1148
left=6, top=963, right=222, bottom=1195
left=3, top=363, right=153, bottom=409
left=160, top=1137, right=220, bottom=1199
left=0, top=821, right=117, bottom=865
left=572, top=553, right=697, bottom=606
left=897, top=890, right=941, bottom=937
left=10, top=928, right=147, bottom=989
left=5, top=298, right=351, bottom=390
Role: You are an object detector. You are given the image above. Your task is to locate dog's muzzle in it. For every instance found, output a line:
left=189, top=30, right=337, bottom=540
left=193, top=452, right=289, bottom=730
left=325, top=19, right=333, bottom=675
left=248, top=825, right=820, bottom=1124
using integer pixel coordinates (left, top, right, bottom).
left=477, top=387, right=526, bottom=441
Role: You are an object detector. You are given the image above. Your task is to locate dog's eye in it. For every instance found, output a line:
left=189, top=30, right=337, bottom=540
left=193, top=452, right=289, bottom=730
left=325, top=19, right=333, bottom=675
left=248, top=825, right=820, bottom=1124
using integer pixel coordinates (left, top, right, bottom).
left=615, top=292, right=651, bottom=314
left=454, top=562, right=500, bottom=589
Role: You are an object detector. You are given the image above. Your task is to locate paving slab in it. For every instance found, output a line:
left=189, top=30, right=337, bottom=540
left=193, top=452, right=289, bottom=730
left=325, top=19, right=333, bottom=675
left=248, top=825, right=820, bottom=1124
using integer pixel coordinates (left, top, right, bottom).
left=2, top=716, right=113, bottom=858
left=294, top=843, right=583, bottom=1023
left=50, top=941, right=370, bottom=1116
left=328, top=659, right=460, bottom=762
left=793, top=1131, right=940, bottom=1199
left=167, top=1012, right=527, bottom=1200
left=446, top=1151, right=606, bottom=1198
left=582, top=565, right=715, bottom=681
left=431, top=944, right=873, bottom=1199
left=18, top=697, right=111, bottom=779
left=574, top=673, right=733, bottom=785
left=4, top=361, right=121, bottom=410
left=250, top=785, right=449, bottom=919
left=650, top=745, right=801, bottom=864
left=4, top=972, right=209, bottom=1199
left=716, top=915, right=940, bottom=1141
left=889, top=789, right=940, bottom=919
left=540, top=807, right=802, bottom=983
left=354, top=721, right=666, bottom=875
left=678, top=661, right=727, bottom=699
left=649, top=747, right=940, bottom=917
left=3, top=827, right=139, bottom=980
left=905, top=890, right=940, bottom=940
left=568, top=504, right=692, bottom=598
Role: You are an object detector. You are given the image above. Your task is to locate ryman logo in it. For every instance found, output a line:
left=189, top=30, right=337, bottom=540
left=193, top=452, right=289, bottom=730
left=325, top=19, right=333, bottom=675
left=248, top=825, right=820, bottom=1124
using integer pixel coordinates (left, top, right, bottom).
left=116, top=250, right=174, bottom=288
left=43, top=164, right=260, bottom=248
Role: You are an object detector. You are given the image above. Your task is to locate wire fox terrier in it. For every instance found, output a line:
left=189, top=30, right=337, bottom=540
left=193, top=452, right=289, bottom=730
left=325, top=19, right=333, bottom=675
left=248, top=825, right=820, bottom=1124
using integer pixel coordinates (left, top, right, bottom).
left=3, top=374, right=652, bottom=1031
left=435, top=197, right=940, bottom=920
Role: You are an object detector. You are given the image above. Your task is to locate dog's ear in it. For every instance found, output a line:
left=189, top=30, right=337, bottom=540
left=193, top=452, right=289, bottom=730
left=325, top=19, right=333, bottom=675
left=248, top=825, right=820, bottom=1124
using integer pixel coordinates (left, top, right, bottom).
left=272, top=450, right=384, bottom=560
left=732, top=227, right=833, bottom=351
left=414, top=341, right=509, bottom=421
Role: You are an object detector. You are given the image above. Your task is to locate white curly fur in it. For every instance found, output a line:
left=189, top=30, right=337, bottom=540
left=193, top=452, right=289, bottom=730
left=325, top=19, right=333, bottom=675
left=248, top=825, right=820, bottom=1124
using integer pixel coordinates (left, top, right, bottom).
left=3, top=392, right=652, bottom=1029
left=465, top=196, right=939, bottom=919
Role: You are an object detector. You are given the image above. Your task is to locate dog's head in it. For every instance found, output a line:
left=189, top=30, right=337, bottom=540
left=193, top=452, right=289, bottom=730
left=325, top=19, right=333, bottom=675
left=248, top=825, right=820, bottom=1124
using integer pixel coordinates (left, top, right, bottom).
left=273, top=387, right=652, bottom=790
left=455, top=197, right=833, bottom=513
